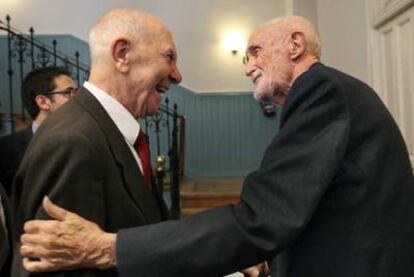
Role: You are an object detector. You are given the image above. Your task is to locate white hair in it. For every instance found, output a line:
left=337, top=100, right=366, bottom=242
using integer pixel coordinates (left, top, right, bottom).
left=88, top=9, right=159, bottom=66
left=266, top=16, right=321, bottom=59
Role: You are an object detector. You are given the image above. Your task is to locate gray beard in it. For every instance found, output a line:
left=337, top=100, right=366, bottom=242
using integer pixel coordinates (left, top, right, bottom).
left=254, top=91, right=274, bottom=104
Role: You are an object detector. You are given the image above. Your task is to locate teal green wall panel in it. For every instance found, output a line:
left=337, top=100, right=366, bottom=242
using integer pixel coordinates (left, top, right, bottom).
left=161, top=86, right=281, bottom=178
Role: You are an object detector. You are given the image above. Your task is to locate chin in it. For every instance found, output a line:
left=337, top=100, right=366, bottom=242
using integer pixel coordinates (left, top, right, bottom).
left=253, top=86, right=274, bottom=103
left=254, top=78, right=290, bottom=103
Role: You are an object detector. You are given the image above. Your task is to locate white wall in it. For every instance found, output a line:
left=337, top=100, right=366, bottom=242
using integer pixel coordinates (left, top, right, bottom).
left=292, top=0, right=318, bottom=26
left=1, top=0, right=285, bottom=93
left=316, top=0, right=369, bottom=83
left=291, top=0, right=370, bottom=84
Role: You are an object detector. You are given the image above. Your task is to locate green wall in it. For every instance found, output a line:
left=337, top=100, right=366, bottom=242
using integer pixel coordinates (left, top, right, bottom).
left=156, top=86, right=281, bottom=178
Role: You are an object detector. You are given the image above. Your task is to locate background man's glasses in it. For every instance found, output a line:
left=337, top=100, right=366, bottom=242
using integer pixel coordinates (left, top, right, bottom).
left=42, top=87, right=78, bottom=98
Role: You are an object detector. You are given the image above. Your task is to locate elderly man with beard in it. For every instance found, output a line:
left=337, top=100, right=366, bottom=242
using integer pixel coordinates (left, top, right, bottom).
left=19, top=16, right=414, bottom=277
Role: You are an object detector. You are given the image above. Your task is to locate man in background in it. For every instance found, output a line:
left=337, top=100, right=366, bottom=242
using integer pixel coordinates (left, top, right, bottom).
left=19, top=15, right=414, bottom=277
left=0, top=66, right=75, bottom=197
left=12, top=8, right=181, bottom=277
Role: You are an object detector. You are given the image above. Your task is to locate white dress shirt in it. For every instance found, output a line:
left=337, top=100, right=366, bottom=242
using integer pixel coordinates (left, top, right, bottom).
left=31, top=121, right=39, bottom=134
left=83, top=81, right=144, bottom=173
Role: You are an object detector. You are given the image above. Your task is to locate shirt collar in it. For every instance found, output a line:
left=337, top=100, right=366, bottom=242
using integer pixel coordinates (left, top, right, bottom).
left=83, top=81, right=140, bottom=145
left=32, top=121, right=39, bottom=133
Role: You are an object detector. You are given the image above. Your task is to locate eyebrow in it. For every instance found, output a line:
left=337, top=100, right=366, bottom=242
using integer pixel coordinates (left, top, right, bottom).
left=165, top=49, right=177, bottom=60
left=246, top=45, right=260, bottom=54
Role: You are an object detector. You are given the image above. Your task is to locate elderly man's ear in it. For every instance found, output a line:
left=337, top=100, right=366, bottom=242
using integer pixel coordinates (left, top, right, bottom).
left=289, top=32, right=306, bottom=60
left=112, top=38, right=131, bottom=73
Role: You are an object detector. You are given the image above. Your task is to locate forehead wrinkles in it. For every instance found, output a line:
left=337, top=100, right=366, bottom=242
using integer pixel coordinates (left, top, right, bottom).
left=133, top=28, right=169, bottom=50
left=250, top=24, right=283, bottom=45
left=248, top=31, right=283, bottom=54
left=150, top=30, right=175, bottom=56
left=249, top=27, right=266, bottom=45
left=125, top=15, right=171, bottom=47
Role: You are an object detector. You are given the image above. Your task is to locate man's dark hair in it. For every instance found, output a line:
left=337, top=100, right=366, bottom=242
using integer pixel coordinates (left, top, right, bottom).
left=21, top=66, right=72, bottom=119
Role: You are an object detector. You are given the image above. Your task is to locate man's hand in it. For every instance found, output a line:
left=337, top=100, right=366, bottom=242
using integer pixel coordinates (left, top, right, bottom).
left=20, top=196, right=117, bottom=272
left=241, top=262, right=270, bottom=277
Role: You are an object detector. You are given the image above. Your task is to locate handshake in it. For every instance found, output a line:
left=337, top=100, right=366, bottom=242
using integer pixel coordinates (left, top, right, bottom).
left=21, top=197, right=270, bottom=277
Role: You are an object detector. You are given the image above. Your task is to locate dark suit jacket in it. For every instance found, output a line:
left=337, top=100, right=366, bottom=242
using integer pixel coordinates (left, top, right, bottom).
left=116, top=63, right=414, bottom=277
left=0, top=183, right=12, bottom=277
left=0, top=127, right=33, bottom=197
left=12, top=88, right=168, bottom=277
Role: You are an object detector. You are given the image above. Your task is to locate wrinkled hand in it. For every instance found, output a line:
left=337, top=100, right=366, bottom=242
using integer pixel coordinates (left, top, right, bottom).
left=20, top=196, right=117, bottom=272
left=241, top=262, right=270, bottom=277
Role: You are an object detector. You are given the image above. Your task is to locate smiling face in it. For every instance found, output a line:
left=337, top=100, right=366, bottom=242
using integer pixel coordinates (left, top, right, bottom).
left=88, top=9, right=182, bottom=119
left=245, top=26, right=293, bottom=105
left=127, top=26, right=182, bottom=117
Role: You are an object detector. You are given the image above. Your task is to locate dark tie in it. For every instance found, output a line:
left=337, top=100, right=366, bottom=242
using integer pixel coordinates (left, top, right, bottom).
left=134, top=131, right=152, bottom=188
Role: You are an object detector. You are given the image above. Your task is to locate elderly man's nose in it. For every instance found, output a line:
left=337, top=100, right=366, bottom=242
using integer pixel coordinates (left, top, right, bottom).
left=170, top=65, right=182, bottom=84
left=245, top=61, right=255, bottom=77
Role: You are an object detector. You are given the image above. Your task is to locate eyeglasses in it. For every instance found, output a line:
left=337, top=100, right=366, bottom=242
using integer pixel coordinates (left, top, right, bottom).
left=42, top=87, right=78, bottom=98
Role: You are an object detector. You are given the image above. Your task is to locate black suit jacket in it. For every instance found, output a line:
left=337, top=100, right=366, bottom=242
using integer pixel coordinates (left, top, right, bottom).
left=0, top=183, right=12, bottom=277
left=12, top=88, right=168, bottom=277
left=0, top=127, right=33, bottom=197
left=116, top=63, right=414, bottom=277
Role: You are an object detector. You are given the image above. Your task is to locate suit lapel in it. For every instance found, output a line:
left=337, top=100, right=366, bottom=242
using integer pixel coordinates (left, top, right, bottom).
left=73, top=87, right=162, bottom=223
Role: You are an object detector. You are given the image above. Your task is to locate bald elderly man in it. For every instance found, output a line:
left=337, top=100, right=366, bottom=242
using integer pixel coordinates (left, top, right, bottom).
left=12, top=8, right=181, bottom=277
left=20, top=15, right=414, bottom=277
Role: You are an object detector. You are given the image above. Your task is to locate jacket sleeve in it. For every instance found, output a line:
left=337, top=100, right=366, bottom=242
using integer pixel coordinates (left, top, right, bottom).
left=116, top=80, right=351, bottom=277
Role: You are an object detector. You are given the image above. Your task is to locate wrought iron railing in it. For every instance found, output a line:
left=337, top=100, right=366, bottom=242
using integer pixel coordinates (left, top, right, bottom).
left=144, top=101, right=185, bottom=219
left=0, top=15, right=90, bottom=126
left=0, top=15, right=184, bottom=218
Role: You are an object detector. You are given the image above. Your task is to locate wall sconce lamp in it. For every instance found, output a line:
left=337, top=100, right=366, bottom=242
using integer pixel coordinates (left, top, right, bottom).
left=222, top=30, right=246, bottom=58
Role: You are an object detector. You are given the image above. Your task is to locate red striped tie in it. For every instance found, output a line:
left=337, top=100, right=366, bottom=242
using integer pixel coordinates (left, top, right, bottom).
left=134, top=131, right=152, bottom=188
